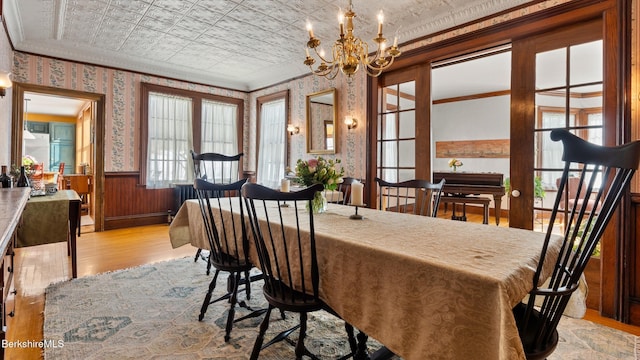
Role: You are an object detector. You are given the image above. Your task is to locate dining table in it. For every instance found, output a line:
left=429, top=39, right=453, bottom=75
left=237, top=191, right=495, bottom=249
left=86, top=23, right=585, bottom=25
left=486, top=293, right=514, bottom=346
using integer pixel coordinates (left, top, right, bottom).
left=169, top=198, right=562, bottom=360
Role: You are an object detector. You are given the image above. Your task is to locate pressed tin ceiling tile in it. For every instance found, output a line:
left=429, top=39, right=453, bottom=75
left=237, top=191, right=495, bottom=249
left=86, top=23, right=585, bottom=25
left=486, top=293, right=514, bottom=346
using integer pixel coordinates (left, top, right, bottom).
left=6, top=0, right=532, bottom=90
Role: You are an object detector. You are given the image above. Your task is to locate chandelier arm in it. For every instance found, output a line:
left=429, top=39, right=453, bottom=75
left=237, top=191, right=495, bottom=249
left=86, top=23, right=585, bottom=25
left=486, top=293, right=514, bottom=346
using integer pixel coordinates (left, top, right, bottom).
left=311, top=62, right=340, bottom=80
left=312, top=47, right=336, bottom=66
left=366, top=55, right=393, bottom=73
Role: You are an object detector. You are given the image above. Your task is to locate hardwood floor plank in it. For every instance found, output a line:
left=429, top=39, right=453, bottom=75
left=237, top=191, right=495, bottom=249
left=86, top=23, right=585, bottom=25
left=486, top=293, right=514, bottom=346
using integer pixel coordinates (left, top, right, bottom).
left=6, top=224, right=193, bottom=360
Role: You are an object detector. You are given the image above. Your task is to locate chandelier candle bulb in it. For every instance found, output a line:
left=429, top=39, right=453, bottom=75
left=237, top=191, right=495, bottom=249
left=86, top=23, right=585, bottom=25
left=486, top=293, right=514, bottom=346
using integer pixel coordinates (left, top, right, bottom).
left=351, top=180, right=364, bottom=206
left=377, top=11, right=384, bottom=35
left=393, top=36, right=398, bottom=47
left=306, top=22, right=314, bottom=38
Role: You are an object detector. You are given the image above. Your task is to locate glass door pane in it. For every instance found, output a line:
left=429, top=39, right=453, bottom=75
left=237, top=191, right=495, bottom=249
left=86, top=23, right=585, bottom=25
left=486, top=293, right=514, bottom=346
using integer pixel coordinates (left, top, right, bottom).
left=533, top=40, right=603, bottom=233
left=377, top=81, right=416, bottom=183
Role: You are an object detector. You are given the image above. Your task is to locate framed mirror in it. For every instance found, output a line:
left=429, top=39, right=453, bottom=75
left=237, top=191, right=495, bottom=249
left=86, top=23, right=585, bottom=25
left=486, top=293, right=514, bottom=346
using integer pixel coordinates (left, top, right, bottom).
left=306, top=88, right=337, bottom=154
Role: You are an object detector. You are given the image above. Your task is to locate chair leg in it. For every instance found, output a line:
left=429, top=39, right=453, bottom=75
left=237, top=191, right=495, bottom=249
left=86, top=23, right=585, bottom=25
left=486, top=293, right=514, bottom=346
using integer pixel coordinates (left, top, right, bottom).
left=295, top=312, right=308, bottom=360
left=206, top=255, right=212, bottom=276
left=355, top=331, right=369, bottom=360
left=345, top=322, right=358, bottom=357
left=194, top=248, right=201, bottom=262
left=198, top=269, right=220, bottom=321
left=244, top=270, right=251, bottom=299
left=224, top=271, right=242, bottom=342
left=250, top=305, right=273, bottom=360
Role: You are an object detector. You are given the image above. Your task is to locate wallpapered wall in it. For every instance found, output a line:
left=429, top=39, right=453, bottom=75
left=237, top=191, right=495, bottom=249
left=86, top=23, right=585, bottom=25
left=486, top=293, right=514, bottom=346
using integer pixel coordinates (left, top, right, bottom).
left=11, top=52, right=250, bottom=173
left=249, top=74, right=367, bottom=180
left=9, top=50, right=369, bottom=179
left=0, top=16, right=13, bottom=169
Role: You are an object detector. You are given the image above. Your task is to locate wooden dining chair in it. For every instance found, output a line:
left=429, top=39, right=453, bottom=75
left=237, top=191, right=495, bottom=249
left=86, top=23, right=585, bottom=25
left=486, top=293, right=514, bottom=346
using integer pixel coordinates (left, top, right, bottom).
left=514, top=129, right=640, bottom=359
left=191, top=150, right=243, bottom=184
left=327, top=176, right=360, bottom=205
left=191, top=150, right=244, bottom=273
left=375, top=177, right=445, bottom=217
left=193, top=177, right=266, bottom=342
left=242, top=183, right=357, bottom=360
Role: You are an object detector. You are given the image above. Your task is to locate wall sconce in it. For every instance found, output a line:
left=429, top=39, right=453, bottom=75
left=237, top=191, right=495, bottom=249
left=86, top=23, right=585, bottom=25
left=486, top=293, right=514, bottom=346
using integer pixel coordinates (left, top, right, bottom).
left=0, top=71, right=12, bottom=98
left=287, top=124, right=300, bottom=135
left=344, top=116, right=358, bottom=130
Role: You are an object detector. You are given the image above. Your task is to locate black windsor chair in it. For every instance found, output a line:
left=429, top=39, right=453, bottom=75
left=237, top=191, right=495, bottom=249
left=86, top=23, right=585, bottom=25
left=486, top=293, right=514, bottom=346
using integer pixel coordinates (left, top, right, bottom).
left=242, top=183, right=357, bottom=360
left=191, top=150, right=243, bottom=274
left=375, top=177, right=446, bottom=217
left=193, top=177, right=266, bottom=342
left=327, top=176, right=360, bottom=205
left=514, top=129, right=640, bottom=359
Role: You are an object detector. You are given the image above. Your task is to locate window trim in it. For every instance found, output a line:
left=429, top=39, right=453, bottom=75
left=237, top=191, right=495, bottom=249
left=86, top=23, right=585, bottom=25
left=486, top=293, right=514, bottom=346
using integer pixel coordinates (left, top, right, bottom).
left=140, top=82, right=244, bottom=186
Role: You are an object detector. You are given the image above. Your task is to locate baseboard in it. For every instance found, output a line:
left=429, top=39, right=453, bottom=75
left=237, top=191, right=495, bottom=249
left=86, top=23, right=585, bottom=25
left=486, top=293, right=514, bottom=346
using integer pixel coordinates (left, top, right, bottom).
left=104, top=213, right=168, bottom=230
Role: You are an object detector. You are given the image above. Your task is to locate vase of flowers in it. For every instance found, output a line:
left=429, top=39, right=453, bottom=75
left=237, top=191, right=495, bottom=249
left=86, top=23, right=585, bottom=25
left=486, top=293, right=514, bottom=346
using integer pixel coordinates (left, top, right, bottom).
left=295, top=157, right=344, bottom=213
left=448, top=158, right=463, bottom=172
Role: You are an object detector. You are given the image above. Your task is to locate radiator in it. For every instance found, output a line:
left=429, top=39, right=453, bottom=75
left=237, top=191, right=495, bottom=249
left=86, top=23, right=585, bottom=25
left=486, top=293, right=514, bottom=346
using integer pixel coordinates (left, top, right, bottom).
left=172, top=184, right=197, bottom=217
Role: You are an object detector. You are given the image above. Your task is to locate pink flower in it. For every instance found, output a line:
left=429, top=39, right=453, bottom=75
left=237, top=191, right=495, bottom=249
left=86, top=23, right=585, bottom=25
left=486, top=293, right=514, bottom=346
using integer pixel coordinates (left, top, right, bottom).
left=307, top=158, right=318, bottom=167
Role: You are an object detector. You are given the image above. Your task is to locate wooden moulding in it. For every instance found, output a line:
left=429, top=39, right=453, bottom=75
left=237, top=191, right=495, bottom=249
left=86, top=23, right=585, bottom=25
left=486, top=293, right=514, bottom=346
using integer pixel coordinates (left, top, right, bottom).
left=435, top=139, right=510, bottom=158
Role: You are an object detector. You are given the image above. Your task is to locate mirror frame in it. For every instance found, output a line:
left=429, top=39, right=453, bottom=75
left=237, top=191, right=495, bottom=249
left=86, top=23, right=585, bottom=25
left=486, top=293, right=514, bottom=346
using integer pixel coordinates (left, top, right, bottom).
left=306, top=88, right=337, bottom=154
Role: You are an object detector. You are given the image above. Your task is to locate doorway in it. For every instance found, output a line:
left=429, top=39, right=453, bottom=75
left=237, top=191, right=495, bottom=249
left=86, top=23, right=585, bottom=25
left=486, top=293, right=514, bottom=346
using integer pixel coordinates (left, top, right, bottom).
left=11, top=83, right=106, bottom=232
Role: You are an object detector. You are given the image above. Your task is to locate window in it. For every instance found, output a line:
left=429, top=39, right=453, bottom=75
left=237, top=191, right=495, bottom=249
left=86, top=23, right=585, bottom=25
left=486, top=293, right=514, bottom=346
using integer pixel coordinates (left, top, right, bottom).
left=256, top=91, right=288, bottom=189
left=146, top=92, right=193, bottom=188
left=140, top=83, right=243, bottom=188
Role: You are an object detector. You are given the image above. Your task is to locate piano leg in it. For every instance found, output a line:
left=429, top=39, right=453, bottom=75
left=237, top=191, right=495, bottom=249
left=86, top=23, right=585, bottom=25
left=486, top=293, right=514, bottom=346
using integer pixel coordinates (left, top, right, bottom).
left=493, top=195, right=502, bottom=226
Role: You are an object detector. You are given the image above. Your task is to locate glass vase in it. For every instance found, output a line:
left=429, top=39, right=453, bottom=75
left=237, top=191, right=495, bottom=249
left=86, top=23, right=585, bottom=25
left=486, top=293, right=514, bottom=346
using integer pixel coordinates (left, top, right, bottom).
left=308, top=191, right=328, bottom=214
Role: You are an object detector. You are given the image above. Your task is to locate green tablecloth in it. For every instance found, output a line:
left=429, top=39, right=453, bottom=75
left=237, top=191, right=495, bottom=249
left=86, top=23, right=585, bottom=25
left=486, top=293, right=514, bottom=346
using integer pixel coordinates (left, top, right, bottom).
left=16, top=190, right=74, bottom=247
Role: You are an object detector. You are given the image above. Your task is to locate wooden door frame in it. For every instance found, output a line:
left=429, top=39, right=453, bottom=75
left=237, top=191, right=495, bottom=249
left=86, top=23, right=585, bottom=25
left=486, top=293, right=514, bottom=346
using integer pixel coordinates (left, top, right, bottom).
left=366, top=0, right=629, bottom=320
left=11, top=83, right=106, bottom=232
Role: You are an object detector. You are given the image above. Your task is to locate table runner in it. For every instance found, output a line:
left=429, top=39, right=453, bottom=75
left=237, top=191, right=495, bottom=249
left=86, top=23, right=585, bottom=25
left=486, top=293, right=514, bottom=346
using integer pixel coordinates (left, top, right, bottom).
left=169, top=198, right=562, bottom=360
left=16, top=190, right=74, bottom=247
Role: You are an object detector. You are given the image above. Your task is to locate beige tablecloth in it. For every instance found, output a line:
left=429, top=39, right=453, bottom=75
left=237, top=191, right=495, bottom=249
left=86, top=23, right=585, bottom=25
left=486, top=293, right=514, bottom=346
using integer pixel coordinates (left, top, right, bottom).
left=169, top=199, right=562, bottom=360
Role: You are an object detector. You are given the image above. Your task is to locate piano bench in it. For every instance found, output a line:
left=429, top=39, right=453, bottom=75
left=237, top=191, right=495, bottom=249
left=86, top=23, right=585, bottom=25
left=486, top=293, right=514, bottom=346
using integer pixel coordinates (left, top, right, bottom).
left=441, top=195, right=492, bottom=224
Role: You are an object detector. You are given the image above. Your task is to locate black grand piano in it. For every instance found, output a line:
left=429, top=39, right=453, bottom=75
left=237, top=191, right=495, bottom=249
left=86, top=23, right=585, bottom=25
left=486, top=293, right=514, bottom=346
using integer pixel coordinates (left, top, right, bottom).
left=432, top=171, right=506, bottom=225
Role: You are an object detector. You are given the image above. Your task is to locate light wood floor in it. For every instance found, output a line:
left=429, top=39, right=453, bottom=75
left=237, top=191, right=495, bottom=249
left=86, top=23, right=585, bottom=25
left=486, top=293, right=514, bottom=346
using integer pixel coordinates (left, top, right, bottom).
left=5, top=223, right=193, bottom=360
left=5, top=217, right=640, bottom=359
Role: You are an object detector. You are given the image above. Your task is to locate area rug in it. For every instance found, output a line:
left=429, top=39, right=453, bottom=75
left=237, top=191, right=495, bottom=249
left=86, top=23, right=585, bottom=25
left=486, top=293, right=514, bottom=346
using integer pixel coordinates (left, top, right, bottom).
left=44, top=257, right=638, bottom=359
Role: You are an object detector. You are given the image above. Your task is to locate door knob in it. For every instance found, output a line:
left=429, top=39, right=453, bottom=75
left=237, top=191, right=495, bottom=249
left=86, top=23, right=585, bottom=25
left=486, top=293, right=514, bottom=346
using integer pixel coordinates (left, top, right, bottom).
left=511, top=190, right=521, bottom=197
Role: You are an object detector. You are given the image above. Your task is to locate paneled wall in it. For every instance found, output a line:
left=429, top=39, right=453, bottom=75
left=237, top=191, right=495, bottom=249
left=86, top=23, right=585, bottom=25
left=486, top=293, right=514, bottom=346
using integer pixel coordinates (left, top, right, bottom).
left=103, top=172, right=172, bottom=230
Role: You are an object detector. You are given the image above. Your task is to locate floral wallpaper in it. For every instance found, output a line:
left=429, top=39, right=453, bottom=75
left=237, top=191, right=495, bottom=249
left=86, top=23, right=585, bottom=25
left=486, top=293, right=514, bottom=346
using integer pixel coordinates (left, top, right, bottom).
left=11, top=53, right=249, bottom=172
left=0, top=16, right=13, bottom=169
left=248, top=72, right=367, bottom=180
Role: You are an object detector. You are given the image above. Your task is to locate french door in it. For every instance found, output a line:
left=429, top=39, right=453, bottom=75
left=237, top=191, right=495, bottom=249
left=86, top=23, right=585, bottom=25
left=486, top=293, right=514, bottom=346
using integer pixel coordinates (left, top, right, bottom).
left=509, top=19, right=609, bottom=230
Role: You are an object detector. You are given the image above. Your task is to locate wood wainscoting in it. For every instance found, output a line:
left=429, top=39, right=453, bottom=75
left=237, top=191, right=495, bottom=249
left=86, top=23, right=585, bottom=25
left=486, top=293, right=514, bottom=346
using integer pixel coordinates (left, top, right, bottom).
left=104, top=172, right=173, bottom=230
left=628, top=194, right=640, bottom=325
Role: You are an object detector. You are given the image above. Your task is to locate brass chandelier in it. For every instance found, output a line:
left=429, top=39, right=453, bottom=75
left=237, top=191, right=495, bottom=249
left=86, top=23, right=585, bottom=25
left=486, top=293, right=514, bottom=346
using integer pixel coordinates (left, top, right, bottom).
left=303, top=0, right=401, bottom=80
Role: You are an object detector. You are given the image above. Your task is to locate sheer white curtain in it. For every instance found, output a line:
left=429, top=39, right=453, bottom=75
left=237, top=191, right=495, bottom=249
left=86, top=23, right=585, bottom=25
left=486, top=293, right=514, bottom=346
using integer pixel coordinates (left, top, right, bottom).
left=146, top=92, right=193, bottom=188
left=257, top=98, right=285, bottom=188
left=201, top=100, right=240, bottom=182
left=201, top=99, right=238, bottom=154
